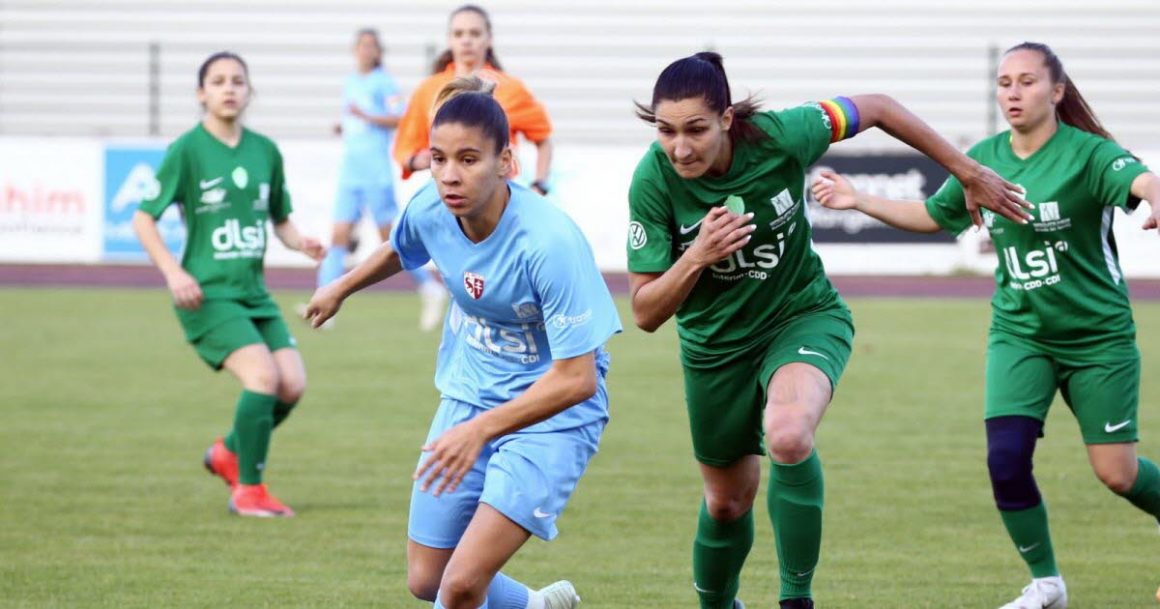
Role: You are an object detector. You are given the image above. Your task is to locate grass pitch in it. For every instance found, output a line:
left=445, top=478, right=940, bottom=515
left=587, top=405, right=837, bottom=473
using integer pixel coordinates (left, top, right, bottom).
left=1, top=288, right=1157, bottom=608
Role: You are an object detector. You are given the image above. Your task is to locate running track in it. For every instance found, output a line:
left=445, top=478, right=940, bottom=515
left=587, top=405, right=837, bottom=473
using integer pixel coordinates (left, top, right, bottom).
left=6, top=264, right=1160, bottom=299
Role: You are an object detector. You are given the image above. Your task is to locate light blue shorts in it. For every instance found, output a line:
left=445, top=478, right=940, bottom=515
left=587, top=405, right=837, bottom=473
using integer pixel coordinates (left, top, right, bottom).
left=333, top=184, right=397, bottom=226
left=407, top=397, right=604, bottom=547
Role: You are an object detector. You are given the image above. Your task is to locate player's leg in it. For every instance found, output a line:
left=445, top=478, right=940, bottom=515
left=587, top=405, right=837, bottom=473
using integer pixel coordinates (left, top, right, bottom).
left=1062, top=347, right=1160, bottom=522
left=371, top=184, right=447, bottom=331
left=255, top=315, right=304, bottom=430
left=318, top=185, right=363, bottom=288
left=985, top=334, right=1065, bottom=608
left=684, top=360, right=764, bottom=609
left=759, top=308, right=853, bottom=607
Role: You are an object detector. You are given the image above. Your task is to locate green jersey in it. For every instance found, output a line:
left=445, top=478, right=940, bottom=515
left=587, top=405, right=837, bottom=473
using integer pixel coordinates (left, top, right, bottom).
left=926, top=123, right=1148, bottom=351
left=139, top=123, right=292, bottom=301
left=627, top=102, right=853, bottom=362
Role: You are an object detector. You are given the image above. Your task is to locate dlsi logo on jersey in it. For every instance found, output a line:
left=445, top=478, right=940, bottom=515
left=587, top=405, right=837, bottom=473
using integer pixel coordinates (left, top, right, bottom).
left=211, top=219, right=266, bottom=260
left=1003, top=240, right=1068, bottom=291
left=449, top=305, right=544, bottom=364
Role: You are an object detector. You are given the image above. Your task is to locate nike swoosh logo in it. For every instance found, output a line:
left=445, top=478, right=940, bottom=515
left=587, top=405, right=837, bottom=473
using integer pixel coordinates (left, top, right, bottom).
left=1105, top=420, right=1132, bottom=433
left=692, top=582, right=715, bottom=594
left=532, top=507, right=554, bottom=519
left=797, top=346, right=829, bottom=360
left=199, top=177, right=223, bottom=189
left=679, top=218, right=704, bottom=235
left=1018, top=542, right=1040, bottom=553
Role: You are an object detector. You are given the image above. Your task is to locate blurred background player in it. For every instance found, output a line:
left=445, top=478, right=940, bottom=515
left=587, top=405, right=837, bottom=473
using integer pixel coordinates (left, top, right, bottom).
left=305, top=76, right=620, bottom=609
left=812, top=41, right=1160, bottom=609
left=627, top=52, right=1028, bottom=609
left=394, top=4, right=553, bottom=194
left=314, top=27, right=446, bottom=331
left=132, top=51, right=324, bottom=518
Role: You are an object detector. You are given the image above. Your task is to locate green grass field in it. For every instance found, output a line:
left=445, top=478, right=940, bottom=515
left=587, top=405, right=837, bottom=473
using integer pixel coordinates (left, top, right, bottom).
left=2, top=288, right=1158, bottom=608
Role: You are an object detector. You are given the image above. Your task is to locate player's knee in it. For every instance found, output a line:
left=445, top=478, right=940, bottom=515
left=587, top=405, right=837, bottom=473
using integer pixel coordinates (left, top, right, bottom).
left=277, top=376, right=306, bottom=404
left=986, top=433, right=1040, bottom=510
left=437, top=569, right=487, bottom=608
left=245, top=365, right=280, bottom=395
left=765, top=419, right=814, bottom=464
left=405, top=568, right=441, bottom=602
left=1094, top=465, right=1136, bottom=495
left=704, top=491, right=754, bottom=522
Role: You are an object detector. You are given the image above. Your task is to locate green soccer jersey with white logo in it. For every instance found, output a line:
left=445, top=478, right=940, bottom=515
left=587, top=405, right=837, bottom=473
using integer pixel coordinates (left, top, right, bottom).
left=627, top=104, right=849, bottom=361
left=139, top=123, right=292, bottom=302
left=926, top=123, right=1149, bottom=352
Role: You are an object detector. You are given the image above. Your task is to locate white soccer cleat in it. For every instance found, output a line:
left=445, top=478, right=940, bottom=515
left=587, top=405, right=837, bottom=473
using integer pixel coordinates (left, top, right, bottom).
left=538, top=580, right=581, bottom=609
left=418, top=282, right=448, bottom=332
left=998, top=576, right=1067, bottom=609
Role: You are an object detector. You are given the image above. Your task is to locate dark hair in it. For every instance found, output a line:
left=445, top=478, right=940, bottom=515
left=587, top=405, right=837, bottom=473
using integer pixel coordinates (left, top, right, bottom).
left=432, top=4, right=503, bottom=74
left=635, top=52, right=766, bottom=145
left=431, top=76, right=509, bottom=153
left=1005, top=41, right=1115, bottom=141
left=197, top=51, right=249, bottom=88
left=355, top=28, right=384, bottom=69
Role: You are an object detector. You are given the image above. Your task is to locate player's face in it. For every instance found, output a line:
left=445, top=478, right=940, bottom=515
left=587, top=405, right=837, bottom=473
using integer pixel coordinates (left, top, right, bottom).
left=654, top=97, right=734, bottom=179
left=448, top=10, right=491, bottom=69
left=197, top=59, right=250, bottom=121
left=996, top=49, right=1064, bottom=132
left=429, top=122, right=511, bottom=219
left=354, top=34, right=381, bottom=71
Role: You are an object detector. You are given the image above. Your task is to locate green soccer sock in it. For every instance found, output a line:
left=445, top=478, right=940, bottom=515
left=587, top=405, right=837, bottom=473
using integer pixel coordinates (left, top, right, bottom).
left=999, top=503, right=1059, bottom=578
left=693, top=501, right=754, bottom=609
left=231, top=390, right=277, bottom=485
left=1124, top=457, right=1160, bottom=520
left=226, top=400, right=295, bottom=452
left=768, top=449, right=824, bottom=601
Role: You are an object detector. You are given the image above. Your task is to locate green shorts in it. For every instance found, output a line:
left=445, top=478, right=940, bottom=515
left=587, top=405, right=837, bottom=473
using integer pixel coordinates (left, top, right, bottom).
left=682, top=308, right=854, bottom=467
left=985, top=332, right=1139, bottom=444
left=189, top=314, right=297, bottom=370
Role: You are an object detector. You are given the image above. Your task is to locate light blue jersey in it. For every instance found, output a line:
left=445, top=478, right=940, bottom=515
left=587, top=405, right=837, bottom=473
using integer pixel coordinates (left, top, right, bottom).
left=391, top=182, right=621, bottom=432
left=339, top=67, right=404, bottom=188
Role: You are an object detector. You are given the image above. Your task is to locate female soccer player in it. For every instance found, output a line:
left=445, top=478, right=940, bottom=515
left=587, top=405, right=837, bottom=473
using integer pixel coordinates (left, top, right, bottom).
left=812, top=42, right=1160, bottom=609
left=627, top=52, right=1030, bottom=609
left=133, top=51, right=324, bottom=518
left=393, top=4, right=553, bottom=193
left=305, top=76, right=619, bottom=609
left=316, top=28, right=446, bottom=331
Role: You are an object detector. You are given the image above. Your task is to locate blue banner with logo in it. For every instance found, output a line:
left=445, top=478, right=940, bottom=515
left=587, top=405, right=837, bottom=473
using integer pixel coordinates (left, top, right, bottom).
left=103, top=145, right=186, bottom=259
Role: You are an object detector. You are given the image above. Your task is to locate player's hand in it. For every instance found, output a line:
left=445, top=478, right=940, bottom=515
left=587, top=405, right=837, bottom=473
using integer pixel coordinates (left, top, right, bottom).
left=347, top=103, right=368, bottom=120
left=683, top=207, right=756, bottom=269
left=962, top=164, right=1033, bottom=228
left=811, top=170, right=858, bottom=210
left=299, top=236, right=325, bottom=262
left=165, top=269, right=203, bottom=310
left=414, top=420, right=487, bottom=497
left=303, top=283, right=344, bottom=329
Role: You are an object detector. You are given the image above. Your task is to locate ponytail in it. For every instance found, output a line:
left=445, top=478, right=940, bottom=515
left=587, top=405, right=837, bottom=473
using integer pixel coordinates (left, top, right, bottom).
left=1006, top=41, right=1116, bottom=142
left=635, top=51, right=767, bottom=145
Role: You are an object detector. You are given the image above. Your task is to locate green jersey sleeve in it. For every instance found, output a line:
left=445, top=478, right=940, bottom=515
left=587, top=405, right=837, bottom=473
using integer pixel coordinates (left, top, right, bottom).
left=138, top=139, right=186, bottom=219
left=924, top=175, right=972, bottom=235
left=626, top=158, right=675, bottom=274
left=268, top=143, right=293, bottom=223
left=1084, top=139, right=1149, bottom=210
left=766, top=98, right=861, bottom=168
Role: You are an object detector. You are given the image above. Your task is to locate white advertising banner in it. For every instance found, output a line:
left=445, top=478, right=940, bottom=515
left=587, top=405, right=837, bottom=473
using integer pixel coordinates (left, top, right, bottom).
left=0, top=138, right=103, bottom=263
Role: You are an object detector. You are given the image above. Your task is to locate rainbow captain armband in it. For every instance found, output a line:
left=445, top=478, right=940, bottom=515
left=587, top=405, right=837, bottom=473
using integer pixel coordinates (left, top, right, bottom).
left=817, top=96, right=861, bottom=142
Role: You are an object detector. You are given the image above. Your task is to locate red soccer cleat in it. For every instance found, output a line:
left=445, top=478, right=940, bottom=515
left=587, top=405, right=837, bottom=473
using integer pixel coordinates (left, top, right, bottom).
left=229, top=483, right=295, bottom=518
left=202, top=437, right=239, bottom=489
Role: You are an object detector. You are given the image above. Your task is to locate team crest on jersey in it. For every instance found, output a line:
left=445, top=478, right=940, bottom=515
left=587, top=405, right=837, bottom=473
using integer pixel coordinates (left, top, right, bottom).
left=463, top=272, right=485, bottom=299
left=232, top=166, right=249, bottom=189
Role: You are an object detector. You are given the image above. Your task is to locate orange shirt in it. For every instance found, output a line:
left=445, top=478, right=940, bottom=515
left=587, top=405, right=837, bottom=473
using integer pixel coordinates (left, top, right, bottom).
left=393, top=64, right=552, bottom=179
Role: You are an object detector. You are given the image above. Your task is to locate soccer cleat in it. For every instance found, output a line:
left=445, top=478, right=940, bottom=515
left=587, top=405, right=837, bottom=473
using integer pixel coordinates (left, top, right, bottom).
left=998, top=576, right=1067, bottom=609
left=780, top=598, right=814, bottom=609
left=228, top=483, right=295, bottom=518
left=418, top=282, right=448, bottom=332
left=203, top=437, right=239, bottom=489
left=538, top=580, right=581, bottom=609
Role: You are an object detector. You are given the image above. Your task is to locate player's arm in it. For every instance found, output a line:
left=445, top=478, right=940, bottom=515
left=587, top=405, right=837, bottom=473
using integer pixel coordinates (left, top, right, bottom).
left=631, top=207, right=756, bottom=332
left=413, top=351, right=598, bottom=496
left=349, top=104, right=402, bottom=129
left=811, top=170, right=940, bottom=233
left=531, top=138, right=553, bottom=193
left=132, top=210, right=203, bottom=310
left=846, top=94, right=1031, bottom=227
left=303, top=240, right=404, bottom=328
left=1133, top=173, right=1160, bottom=231
left=272, top=220, right=324, bottom=261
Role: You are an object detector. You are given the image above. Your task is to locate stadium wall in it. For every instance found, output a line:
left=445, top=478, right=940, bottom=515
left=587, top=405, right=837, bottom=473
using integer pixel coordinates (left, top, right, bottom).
left=2, top=136, right=1159, bottom=277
